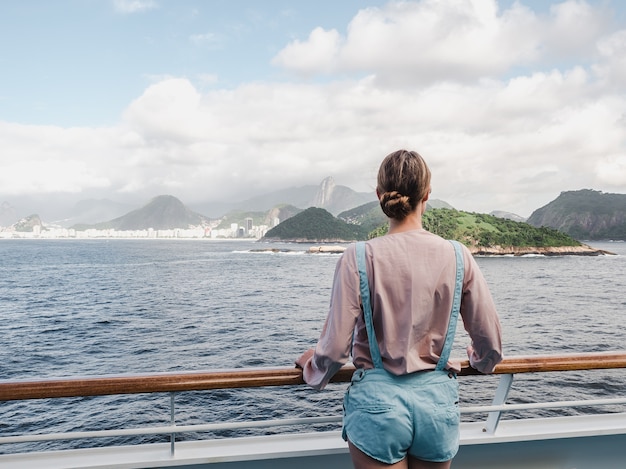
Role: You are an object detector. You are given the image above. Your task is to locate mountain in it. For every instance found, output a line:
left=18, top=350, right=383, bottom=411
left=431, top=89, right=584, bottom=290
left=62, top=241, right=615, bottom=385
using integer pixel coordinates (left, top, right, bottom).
left=368, top=208, right=608, bottom=255
left=338, top=199, right=456, bottom=234
left=422, top=209, right=581, bottom=248
left=262, top=205, right=607, bottom=254
left=192, top=177, right=376, bottom=217
left=490, top=210, right=527, bottom=222
left=196, top=185, right=319, bottom=217
left=527, top=190, right=626, bottom=240
left=11, top=214, right=43, bottom=232
left=263, top=207, right=368, bottom=242
left=311, top=177, right=376, bottom=215
left=427, top=199, right=454, bottom=210
left=73, top=195, right=211, bottom=231
left=337, top=201, right=386, bottom=234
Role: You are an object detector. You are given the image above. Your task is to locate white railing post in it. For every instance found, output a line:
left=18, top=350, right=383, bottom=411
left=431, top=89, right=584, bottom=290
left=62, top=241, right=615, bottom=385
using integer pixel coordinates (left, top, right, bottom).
left=484, top=373, right=514, bottom=434
left=170, top=392, right=176, bottom=456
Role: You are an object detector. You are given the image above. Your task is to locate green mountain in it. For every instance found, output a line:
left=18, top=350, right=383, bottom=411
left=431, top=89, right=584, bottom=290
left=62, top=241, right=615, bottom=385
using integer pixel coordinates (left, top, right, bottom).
left=72, top=195, right=211, bottom=231
left=527, top=190, right=626, bottom=240
left=422, top=209, right=580, bottom=247
left=367, top=209, right=608, bottom=255
left=263, top=207, right=369, bottom=241
left=337, top=201, right=386, bottom=234
left=338, top=199, right=454, bottom=234
left=265, top=204, right=592, bottom=252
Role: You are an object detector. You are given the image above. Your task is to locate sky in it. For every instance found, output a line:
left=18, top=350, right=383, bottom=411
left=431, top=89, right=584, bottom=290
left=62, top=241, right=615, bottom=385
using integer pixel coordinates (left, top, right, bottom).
left=1, top=0, right=625, bottom=219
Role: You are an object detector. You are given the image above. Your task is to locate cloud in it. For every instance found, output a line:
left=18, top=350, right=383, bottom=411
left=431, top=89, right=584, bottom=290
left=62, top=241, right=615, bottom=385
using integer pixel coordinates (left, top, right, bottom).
left=272, top=0, right=611, bottom=86
left=0, top=122, right=117, bottom=195
left=542, top=0, right=610, bottom=59
left=594, top=29, right=626, bottom=88
left=1, top=0, right=625, bottom=219
left=272, top=27, right=343, bottom=75
left=596, top=155, right=626, bottom=185
left=113, top=0, right=157, bottom=14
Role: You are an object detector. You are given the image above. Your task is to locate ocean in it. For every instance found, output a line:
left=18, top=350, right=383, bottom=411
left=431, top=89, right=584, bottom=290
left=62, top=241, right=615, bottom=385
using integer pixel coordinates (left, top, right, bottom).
left=1, top=238, right=625, bottom=453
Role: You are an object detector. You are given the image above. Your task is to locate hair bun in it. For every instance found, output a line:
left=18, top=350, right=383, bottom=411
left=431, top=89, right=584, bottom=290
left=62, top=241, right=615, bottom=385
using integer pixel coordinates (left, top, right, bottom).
left=380, top=191, right=412, bottom=219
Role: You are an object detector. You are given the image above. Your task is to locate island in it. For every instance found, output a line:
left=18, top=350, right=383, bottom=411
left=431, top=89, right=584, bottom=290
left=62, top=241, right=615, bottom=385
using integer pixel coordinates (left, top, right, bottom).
left=263, top=207, right=614, bottom=256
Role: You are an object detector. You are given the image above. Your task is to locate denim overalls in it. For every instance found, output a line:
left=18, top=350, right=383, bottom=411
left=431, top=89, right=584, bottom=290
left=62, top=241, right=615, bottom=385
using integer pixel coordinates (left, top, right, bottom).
left=342, top=240, right=465, bottom=464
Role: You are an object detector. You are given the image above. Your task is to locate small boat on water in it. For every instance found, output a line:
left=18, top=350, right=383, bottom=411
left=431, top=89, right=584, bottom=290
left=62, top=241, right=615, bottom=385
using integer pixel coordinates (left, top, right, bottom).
left=1, top=351, right=626, bottom=468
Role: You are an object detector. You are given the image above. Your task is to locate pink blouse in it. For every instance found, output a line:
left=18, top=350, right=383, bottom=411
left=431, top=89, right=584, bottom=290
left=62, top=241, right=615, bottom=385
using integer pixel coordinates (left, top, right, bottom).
left=302, top=229, right=503, bottom=390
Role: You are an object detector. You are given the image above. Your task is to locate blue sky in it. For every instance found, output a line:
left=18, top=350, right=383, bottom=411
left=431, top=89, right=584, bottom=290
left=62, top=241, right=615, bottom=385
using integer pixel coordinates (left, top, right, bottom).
left=1, top=0, right=625, bottom=219
left=0, top=0, right=385, bottom=126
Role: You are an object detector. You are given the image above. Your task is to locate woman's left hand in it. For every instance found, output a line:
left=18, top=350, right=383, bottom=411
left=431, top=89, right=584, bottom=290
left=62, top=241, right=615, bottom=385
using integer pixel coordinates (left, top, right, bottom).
left=295, top=348, right=315, bottom=369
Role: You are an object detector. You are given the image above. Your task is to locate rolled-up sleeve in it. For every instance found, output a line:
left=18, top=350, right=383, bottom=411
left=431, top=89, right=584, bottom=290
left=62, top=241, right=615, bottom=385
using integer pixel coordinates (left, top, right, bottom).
left=460, top=248, right=503, bottom=373
left=302, top=247, right=362, bottom=390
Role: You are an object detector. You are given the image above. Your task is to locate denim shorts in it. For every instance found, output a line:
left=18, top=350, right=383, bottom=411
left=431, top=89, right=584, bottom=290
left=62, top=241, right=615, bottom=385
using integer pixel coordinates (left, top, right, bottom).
left=342, top=368, right=460, bottom=464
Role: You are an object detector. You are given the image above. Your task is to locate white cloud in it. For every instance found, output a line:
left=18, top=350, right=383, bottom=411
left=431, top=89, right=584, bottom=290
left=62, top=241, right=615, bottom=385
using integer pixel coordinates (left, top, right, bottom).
left=272, top=0, right=612, bottom=86
left=596, top=155, right=626, bottom=185
left=542, top=0, right=609, bottom=59
left=0, top=122, right=117, bottom=194
left=1, top=0, right=625, bottom=219
left=274, top=0, right=539, bottom=84
left=594, top=29, right=626, bottom=87
left=272, top=27, right=343, bottom=75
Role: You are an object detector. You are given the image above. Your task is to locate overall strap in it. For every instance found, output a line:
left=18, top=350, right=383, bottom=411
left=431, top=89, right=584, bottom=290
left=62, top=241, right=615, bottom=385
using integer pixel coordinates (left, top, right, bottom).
left=435, top=240, right=465, bottom=371
left=355, top=241, right=384, bottom=369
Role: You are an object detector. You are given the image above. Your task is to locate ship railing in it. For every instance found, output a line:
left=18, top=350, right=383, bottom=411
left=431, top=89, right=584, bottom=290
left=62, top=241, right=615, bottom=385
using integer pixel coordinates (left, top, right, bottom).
left=1, top=351, right=626, bottom=455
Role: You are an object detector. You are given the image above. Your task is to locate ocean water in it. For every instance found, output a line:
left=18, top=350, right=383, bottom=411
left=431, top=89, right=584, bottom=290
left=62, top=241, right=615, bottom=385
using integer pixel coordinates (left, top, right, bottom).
left=1, top=238, right=625, bottom=453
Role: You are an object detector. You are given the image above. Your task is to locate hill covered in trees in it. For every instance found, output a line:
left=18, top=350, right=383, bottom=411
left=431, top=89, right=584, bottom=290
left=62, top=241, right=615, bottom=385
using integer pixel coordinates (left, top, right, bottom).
left=268, top=205, right=607, bottom=255
left=368, top=209, right=605, bottom=255
left=337, top=199, right=455, bottom=234
left=263, top=207, right=368, bottom=242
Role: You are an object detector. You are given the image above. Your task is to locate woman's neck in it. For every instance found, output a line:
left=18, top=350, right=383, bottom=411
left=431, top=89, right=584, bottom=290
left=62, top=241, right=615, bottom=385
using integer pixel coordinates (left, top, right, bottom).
left=387, top=205, right=424, bottom=234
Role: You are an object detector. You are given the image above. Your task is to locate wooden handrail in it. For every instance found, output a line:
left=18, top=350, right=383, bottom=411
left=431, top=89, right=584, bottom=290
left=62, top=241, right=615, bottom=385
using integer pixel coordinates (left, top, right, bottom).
left=1, top=352, right=625, bottom=402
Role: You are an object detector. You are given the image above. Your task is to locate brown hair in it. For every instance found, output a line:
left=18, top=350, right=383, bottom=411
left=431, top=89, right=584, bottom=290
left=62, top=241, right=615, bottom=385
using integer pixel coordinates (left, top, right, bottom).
left=377, top=149, right=431, bottom=220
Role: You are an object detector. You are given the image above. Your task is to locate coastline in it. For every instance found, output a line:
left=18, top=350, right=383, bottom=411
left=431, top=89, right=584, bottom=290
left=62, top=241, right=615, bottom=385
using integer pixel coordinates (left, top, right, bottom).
left=467, top=243, right=615, bottom=256
left=305, top=243, right=616, bottom=256
left=0, top=236, right=616, bottom=256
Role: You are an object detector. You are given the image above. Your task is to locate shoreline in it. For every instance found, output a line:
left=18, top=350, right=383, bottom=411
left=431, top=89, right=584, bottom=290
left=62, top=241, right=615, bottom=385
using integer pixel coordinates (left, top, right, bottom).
left=303, top=243, right=616, bottom=256
left=467, top=244, right=615, bottom=256
left=0, top=237, right=617, bottom=256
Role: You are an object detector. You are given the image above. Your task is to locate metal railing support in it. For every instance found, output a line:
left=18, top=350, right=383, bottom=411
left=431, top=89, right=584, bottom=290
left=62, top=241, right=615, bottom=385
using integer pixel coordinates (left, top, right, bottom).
left=170, top=392, right=176, bottom=456
left=484, top=373, right=514, bottom=434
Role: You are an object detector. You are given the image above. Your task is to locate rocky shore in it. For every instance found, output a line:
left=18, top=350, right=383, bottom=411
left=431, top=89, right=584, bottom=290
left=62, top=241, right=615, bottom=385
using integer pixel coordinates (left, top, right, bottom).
left=252, top=243, right=614, bottom=256
left=307, top=243, right=615, bottom=256
left=467, top=244, right=614, bottom=256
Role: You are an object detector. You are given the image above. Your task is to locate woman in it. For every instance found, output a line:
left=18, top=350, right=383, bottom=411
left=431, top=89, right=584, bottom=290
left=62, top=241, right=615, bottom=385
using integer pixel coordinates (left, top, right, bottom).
left=296, top=149, right=503, bottom=468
